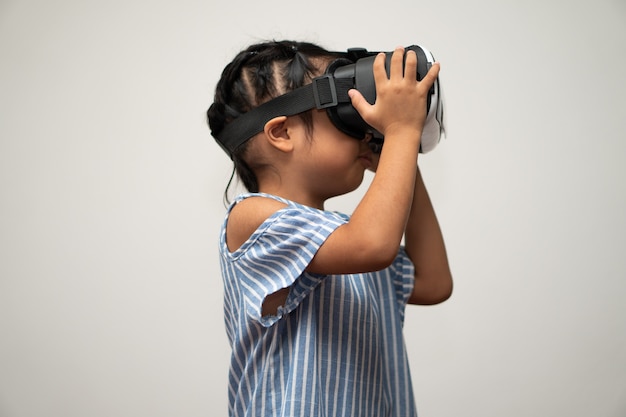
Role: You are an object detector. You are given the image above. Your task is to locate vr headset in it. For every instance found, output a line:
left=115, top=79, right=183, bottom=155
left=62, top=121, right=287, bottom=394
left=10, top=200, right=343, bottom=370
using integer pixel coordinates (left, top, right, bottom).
left=214, top=45, right=445, bottom=158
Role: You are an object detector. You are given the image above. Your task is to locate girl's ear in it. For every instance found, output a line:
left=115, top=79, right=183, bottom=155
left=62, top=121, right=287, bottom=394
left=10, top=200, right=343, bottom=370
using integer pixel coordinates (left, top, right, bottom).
left=263, top=116, right=294, bottom=154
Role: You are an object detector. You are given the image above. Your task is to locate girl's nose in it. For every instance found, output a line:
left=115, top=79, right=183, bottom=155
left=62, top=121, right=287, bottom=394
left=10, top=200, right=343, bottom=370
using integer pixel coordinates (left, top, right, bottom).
left=359, top=134, right=372, bottom=152
left=362, top=133, right=383, bottom=154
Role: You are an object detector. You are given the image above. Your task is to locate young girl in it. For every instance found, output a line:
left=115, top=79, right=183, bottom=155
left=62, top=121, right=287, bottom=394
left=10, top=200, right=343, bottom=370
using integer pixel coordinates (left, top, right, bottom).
left=207, top=40, right=452, bottom=417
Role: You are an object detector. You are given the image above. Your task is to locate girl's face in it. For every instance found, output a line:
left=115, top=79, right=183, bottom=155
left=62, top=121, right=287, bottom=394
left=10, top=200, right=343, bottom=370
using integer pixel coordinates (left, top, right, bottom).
left=297, top=109, right=373, bottom=202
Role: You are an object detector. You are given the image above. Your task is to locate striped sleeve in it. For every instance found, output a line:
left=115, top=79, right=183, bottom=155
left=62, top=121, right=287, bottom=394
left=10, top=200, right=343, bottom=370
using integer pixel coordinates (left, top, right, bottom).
left=235, top=207, right=346, bottom=327
left=389, top=247, right=415, bottom=324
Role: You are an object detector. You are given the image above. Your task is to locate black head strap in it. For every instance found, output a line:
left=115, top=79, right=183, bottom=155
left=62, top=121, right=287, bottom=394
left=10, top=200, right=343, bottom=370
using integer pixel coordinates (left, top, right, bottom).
left=214, top=73, right=353, bottom=158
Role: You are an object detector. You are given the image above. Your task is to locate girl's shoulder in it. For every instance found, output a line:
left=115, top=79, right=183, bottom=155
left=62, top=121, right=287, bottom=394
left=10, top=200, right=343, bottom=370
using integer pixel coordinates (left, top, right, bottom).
left=225, top=193, right=290, bottom=253
left=224, top=193, right=348, bottom=253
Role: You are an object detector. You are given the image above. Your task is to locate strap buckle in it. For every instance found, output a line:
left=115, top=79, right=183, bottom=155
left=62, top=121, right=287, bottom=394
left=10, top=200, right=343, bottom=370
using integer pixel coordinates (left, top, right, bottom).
left=312, top=75, right=338, bottom=109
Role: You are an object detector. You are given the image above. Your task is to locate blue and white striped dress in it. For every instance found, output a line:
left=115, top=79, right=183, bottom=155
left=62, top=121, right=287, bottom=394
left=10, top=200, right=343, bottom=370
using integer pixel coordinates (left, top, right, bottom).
left=219, top=193, right=417, bottom=417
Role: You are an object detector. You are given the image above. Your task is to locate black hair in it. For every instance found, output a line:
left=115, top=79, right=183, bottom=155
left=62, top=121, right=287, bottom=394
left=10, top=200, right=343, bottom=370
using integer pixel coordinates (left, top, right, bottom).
left=207, top=40, right=340, bottom=204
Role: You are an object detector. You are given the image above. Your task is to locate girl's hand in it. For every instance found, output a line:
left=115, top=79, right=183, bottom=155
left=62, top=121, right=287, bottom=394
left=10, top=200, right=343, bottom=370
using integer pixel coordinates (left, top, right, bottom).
left=348, top=47, right=440, bottom=144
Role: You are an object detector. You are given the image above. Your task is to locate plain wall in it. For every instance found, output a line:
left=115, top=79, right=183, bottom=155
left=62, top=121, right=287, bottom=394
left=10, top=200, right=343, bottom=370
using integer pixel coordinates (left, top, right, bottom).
left=1, top=0, right=625, bottom=416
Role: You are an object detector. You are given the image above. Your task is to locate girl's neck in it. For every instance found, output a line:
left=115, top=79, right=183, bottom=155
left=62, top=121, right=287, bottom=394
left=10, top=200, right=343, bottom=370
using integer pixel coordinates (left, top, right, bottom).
left=257, top=185, right=327, bottom=210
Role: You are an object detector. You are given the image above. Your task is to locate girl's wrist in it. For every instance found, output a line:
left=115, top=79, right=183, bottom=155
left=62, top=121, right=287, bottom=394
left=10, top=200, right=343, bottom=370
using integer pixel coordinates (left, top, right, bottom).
left=381, top=128, right=422, bottom=149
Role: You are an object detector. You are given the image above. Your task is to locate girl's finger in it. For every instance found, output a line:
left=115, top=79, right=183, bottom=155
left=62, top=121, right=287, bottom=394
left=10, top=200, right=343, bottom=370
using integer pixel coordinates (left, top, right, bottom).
left=403, top=50, right=418, bottom=82
left=389, top=47, right=405, bottom=80
left=420, top=62, right=440, bottom=91
left=372, top=52, right=388, bottom=87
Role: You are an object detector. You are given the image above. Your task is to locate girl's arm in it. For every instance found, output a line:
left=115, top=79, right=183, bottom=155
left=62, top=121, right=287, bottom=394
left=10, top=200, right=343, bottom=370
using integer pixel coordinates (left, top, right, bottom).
left=306, top=49, right=439, bottom=275
left=404, top=167, right=453, bottom=304
left=308, top=129, right=420, bottom=274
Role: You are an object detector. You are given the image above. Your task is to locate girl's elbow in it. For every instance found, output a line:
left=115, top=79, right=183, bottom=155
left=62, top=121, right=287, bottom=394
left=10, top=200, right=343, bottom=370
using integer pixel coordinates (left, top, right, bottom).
left=359, top=241, right=400, bottom=272
left=433, top=277, right=454, bottom=303
left=410, top=272, right=453, bottom=305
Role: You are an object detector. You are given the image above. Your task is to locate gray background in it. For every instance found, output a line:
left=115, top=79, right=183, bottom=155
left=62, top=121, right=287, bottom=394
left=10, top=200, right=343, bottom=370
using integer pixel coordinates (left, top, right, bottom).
left=1, top=0, right=625, bottom=416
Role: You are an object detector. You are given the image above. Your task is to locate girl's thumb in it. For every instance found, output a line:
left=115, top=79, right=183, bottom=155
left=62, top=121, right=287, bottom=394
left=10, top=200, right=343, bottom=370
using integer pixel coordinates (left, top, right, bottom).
left=348, top=89, right=368, bottom=115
